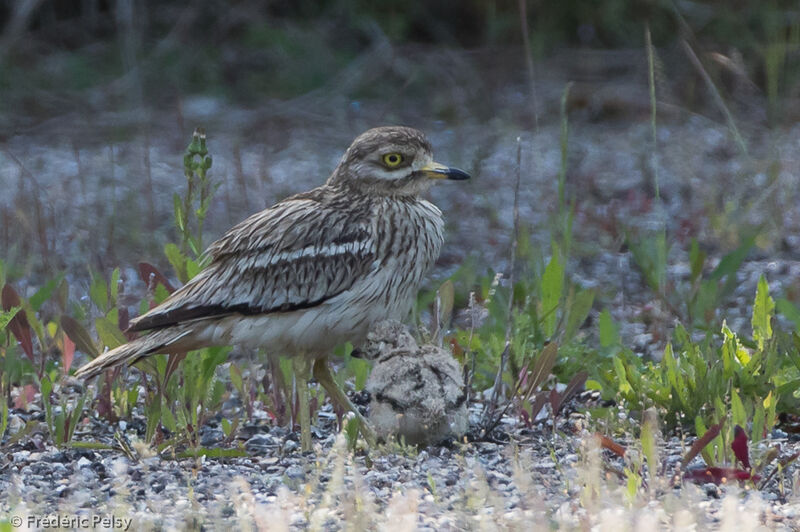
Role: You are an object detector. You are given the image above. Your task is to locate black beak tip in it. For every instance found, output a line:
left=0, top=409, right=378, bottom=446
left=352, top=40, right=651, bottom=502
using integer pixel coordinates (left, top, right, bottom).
left=446, top=167, right=471, bottom=180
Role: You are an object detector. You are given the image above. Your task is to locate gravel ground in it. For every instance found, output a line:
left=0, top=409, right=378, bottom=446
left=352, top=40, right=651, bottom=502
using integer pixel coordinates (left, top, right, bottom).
left=3, top=399, right=800, bottom=530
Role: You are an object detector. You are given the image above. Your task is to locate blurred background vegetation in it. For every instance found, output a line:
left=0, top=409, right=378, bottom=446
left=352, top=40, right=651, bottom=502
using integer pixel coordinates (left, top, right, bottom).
left=1, top=0, right=798, bottom=122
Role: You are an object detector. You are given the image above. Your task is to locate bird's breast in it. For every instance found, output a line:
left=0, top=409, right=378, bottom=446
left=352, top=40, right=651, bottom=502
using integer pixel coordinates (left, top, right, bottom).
left=342, top=198, right=445, bottom=317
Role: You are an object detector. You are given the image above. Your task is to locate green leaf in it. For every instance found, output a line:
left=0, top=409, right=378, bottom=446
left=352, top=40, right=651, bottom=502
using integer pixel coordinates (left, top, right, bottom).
left=613, top=356, right=632, bottom=395
left=694, top=416, right=715, bottom=466
left=776, top=298, right=800, bottom=329
left=350, top=357, right=369, bottom=391
left=89, top=273, right=108, bottom=313
left=0, top=399, right=8, bottom=442
left=764, top=391, right=778, bottom=434
left=164, top=243, right=188, bottom=284
left=344, top=416, right=360, bottom=450
left=200, top=346, right=229, bottom=385
left=598, top=309, right=619, bottom=348
left=540, top=247, right=563, bottom=337
left=585, top=379, right=603, bottom=391
left=709, top=236, right=754, bottom=281
left=173, top=193, right=185, bottom=233
left=40, top=375, right=53, bottom=435
left=279, top=356, right=293, bottom=388
left=752, top=401, right=765, bottom=443
left=731, top=389, right=746, bottom=429
left=229, top=365, right=243, bottom=395
left=145, top=399, right=161, bottom=442
left=689, top=239, right=706, bottom=284
left=29, top=275, right=64, bottom=312
left=629, top=232, right=667, bottom=292
left=436, top=279, right=455, bottom=332
left=161, top=403, right=178, bottom=433
left=95, top=316, right=126, bottom=349
left=66, top=394, right=87, bottom=443
left=565, top=288, right=594, bottom=341
left=176, top=447, right=246, bottom=459
left=109, top=268, right=121, bottom=306
left=0, top=307, right=20, bottom=331
left=153, top=283, right=170, bottom=305
left=186, top=258, right=202, bottom=280
left=751, top=276, right=774, bottom=351
left=641, top=409, right=658, bottom=477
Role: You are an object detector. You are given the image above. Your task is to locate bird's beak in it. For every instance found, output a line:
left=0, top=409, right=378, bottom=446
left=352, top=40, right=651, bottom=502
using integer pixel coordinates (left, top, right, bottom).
left=420, top=162, right=471, bottom=180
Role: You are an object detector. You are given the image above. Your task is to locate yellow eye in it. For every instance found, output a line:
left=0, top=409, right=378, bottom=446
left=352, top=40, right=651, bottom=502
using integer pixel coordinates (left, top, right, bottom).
left=382, top=153, right=404, bottom=168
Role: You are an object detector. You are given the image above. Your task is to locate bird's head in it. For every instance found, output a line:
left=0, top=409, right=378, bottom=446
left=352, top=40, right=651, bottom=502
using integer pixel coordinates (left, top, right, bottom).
left=327, top=126, right=470, bottom=196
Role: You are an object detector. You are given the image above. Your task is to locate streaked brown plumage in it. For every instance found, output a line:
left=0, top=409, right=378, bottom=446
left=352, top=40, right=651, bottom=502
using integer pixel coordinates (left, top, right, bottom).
left=74, top=126, right=469, bottom=447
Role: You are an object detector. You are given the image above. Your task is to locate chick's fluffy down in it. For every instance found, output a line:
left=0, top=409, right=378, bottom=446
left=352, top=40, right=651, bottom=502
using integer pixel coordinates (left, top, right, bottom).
left=362, top=320, right=467, bottom=445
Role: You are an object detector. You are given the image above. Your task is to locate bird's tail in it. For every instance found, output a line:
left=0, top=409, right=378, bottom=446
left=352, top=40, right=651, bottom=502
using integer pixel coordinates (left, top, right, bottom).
left=74, top=325, right=196, bottom=380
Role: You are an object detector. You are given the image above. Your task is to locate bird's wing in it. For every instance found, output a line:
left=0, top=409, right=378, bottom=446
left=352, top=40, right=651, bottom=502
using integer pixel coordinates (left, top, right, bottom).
left=129, top=189, right=376, bottom=331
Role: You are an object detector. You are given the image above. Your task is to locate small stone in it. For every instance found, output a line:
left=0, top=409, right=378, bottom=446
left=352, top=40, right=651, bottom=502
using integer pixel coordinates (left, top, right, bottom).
left=12, top=451, right=30, bottom=463
left=285, top=465, right=304, bottom=480
left=245, top=433, right=274, bottom=453
left=201, top=428, right=224, bottom=447
left=283, top=439, right=299, bottom=454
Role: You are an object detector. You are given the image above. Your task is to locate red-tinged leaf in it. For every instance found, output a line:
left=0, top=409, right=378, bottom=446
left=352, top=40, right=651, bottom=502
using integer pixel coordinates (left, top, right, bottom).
left=61, top=315, right=100, bottom=359
left=12, top=384, right=38, bottom=409
left=164, top=352, right=188, bottom=385
left=528, top=392, right=549, bottom=423
left=448, top=337, right=464, bottom=358
left=596, top=433, right=626, bottom=458
left=2, top=284, right=35, bottom=363
left=138, top=262, right=175, bottom=293
left=118, top=306, right=131, bottom=337
left=96, top=367, right=121, bottom=422
left=550, top=370, right=589, bottom=415
left=549, top=388, right=560, bottom=413
left=779, top=451, right=800, bottom=468
left=682, top=422, right=723, bottom=468
left=61, top=333, right=76, bottom=373
left=684, top=467, right=760, bottom=485
left=519, top=407, right=531, bottom=427
left=731, top=425, right=751, bottom=469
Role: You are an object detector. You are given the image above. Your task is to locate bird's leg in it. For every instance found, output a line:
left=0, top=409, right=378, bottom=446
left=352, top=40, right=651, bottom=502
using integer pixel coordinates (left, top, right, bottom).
left=312, top=358, right=376, bottom=447
left=293, top=357, right=312, bottom=452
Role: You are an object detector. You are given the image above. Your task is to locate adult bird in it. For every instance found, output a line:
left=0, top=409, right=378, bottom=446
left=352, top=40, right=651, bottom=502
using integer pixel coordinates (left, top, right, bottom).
left=75, top=126, right=470, bottom=450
